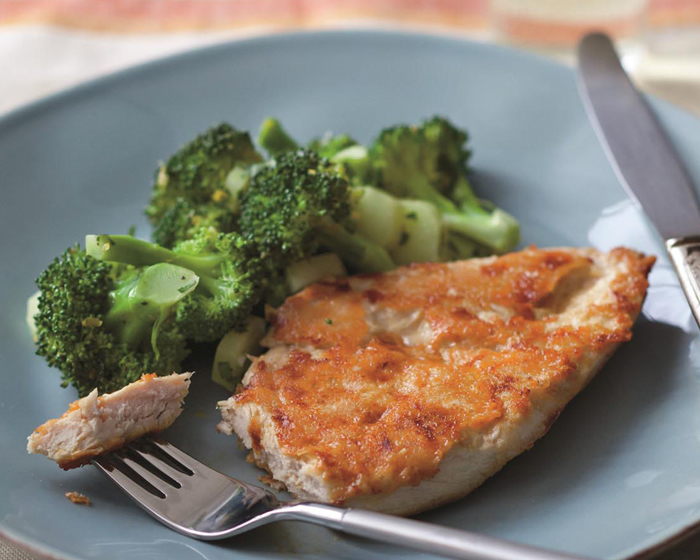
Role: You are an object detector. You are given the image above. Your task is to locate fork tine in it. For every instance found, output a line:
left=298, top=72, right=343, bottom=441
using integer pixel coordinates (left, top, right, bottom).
left=131, top=439, right=195, bottom=477
left=93, top=454, right=166, bottom=502
left=112, top=448, right=178, bottom=495
left=120, top=446, right=183, bottom=489
left=146, top=438, right=202, bottom=473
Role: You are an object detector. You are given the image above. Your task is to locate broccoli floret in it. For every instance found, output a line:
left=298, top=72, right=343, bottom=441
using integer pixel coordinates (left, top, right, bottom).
left=36, top=229, right=275, bottom=394
left=257, top=117, right=370, bottom=183
left=258, top=117, right=357, bottom=159
left=331, top=145, right=374, bottom=185
left=238, top=149, right=395, bottom=273
left=260, top=266, right=291, bottom=308
left=307, top=132, right=357, bottom=159
left=172, top=231, right=268, bottom=341
left=88, top=232, right=265, bottom=342
left=34, top=246, right=196, bottom=396
left=370, top=116, right=519, bottom=254
left=151, top=199, right=236, bottom=248
left=258, top=117, right=299, bottom=156
left=145, top=123, right=263, bottom=230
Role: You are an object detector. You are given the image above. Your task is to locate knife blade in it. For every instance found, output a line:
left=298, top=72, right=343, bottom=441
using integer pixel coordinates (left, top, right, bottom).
left=577, top=32, right=700, bottom=329
left=577, top=32, right=700, bottom=240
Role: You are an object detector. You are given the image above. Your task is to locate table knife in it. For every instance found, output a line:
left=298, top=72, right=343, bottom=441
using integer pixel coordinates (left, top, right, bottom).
left=577, top=32, right=700, bottom=329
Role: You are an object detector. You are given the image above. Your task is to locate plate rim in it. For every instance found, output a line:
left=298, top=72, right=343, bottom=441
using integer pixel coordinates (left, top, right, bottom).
left=2, top=26, right=699, bottom=560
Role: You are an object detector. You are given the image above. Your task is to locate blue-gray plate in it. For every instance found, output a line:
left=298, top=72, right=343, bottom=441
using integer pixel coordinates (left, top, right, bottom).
left=2, top=30, right=700, bottom=560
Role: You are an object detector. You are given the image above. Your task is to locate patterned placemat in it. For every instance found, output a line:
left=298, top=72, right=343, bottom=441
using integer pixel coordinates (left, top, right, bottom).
left=1, top=540, right=36, bottom=560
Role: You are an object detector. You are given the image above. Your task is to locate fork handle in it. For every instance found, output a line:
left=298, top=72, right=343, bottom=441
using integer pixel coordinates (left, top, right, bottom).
left=282, top=504, right=590, bottom=560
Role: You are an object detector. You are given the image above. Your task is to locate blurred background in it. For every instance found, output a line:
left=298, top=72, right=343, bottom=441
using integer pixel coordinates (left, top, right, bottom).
left=1, top=0, right=699, bottom=116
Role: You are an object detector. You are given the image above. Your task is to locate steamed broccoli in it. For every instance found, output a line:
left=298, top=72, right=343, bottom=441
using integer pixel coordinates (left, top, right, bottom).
left=171, top=231, right=268, bottom=341
left=258, top=117, right=357, bottom=159
left=35, top=116, right=523, bottom=397
left=258, top=117, right=372, bottom=183
left=238, top=149, right=395, bottom=273
left=370, top=117, right=519, bottom=254
left=146, top=123, right=263, bottom=246
left=87, top=233, right=266, bottom=342
left=257, top=117, right=519, bottom=256
left=257, top=117, right=299, bottom=156
left=34, top=245, right=196, bottom=396
left=34, top=229, right=272, bottom=395
left=307, top=132, right=357, bottom=159
left=151, top=199, right=238, bottom=248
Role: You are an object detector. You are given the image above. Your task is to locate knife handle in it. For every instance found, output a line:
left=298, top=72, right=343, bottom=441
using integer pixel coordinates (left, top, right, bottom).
left=667, top=237, right=700, bottom=328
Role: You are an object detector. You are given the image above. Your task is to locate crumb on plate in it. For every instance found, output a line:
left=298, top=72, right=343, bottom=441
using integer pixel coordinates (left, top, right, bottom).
left=65, top=491, right=91, bottom=506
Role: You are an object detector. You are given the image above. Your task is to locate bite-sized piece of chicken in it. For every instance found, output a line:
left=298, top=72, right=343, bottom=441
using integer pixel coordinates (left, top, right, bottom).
left=218, top=247, right=654, bottom=515
left=28, top=372, right=192, bottom=468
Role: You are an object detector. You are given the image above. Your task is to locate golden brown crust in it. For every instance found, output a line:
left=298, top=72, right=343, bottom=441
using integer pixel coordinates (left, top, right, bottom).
left=372, top=341, right=624, bottom=516
left=230, top=247, right=655, bottom=504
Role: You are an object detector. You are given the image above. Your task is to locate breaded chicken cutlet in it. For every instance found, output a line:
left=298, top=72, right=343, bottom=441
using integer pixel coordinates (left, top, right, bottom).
left=218, top=247, right=654, bottom=515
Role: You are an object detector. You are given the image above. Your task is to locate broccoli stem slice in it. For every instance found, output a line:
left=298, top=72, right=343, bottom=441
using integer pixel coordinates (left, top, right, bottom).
left=212, top=316, right=266, bottom=392
left=396, top=175, right=519, bottom=254
left=286, top=253, right=347, bottom=293
left=441, top=207, right=520, bottom=254
left=332, top=145, right=372, bottom=183
left=258, top=117, right=299, bottom=156
left=315, top=219, right=395, bottom=273
left=445, top=177, right=519, bottom=253
left=102, top=263, right=199, bottom=350
left=440, top=231, right=478, bottom=261
left=86, top=235, right=224, bottom=278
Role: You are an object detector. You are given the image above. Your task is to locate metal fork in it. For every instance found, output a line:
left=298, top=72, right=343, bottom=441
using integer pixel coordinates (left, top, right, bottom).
left=93, top=438, right=589, bottom=560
